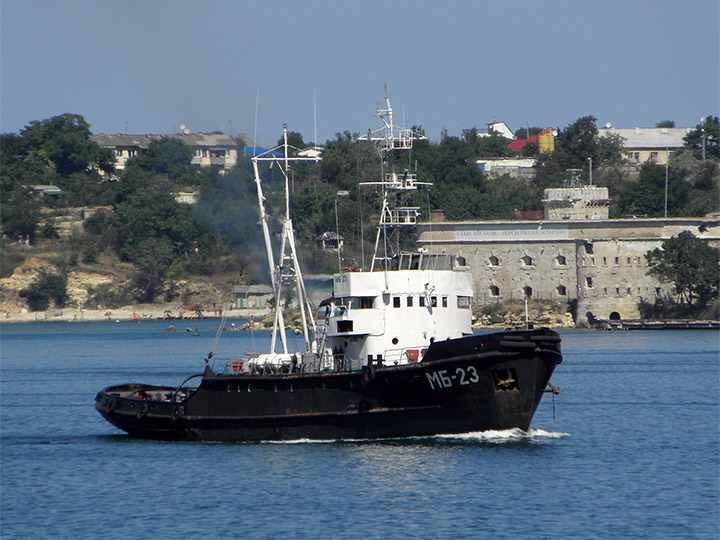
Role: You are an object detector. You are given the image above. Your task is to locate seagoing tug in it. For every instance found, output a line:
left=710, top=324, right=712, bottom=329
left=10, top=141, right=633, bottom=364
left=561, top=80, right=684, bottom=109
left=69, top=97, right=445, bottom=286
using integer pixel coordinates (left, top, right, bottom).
left=94, top=88, right=562, bottom=442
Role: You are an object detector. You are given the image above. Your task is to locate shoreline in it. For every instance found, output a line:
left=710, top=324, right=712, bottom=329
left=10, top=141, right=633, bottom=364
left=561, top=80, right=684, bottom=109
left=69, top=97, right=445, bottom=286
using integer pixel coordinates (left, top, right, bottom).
left=0, top=306, right=271, bottom=325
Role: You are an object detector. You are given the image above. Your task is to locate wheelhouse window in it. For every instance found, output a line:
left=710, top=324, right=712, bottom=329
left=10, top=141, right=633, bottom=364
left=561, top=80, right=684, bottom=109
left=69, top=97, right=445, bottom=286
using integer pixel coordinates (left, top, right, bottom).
left=359, top=297, right=374, bottom=309
left=419, top=296, right=426, bottom=307
left=406, top=296, right=413, bottom=307
left=457, top=296, right=471, bottom=309
left=430, top=296, right=437, bottom=308
left=441, top=296, right=448, bottom=308
left=393, top=297, right=401, bottom=308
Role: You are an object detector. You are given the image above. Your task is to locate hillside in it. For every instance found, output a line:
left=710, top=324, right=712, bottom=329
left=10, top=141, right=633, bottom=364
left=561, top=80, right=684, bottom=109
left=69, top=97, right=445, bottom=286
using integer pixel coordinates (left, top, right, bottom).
left=0, top=241, right=243, bottom=321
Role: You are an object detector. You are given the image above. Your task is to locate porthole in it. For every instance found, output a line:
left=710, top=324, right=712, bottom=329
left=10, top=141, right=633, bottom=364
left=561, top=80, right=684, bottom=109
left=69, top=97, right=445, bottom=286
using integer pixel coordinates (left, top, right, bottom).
left=227, top=385, right=231, bottom=393
left=237, top=385, right=242, bottom=392
left=247, top=385, right=252, bottom=393
left=392, top=337, right=399, bottom=345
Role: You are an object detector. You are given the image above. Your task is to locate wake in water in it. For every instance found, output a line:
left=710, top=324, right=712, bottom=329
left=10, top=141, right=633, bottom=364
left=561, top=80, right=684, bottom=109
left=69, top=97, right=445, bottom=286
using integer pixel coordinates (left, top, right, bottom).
left=259, top=428, right=570, bottom=445
left=436, top=427, right=569, bottom=442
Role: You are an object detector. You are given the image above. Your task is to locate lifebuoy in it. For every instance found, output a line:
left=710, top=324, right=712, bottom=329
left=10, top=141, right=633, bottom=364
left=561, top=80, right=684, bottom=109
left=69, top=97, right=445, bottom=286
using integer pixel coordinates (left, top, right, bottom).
left=362, top=364, right=377, bottom=386
left=171, top=405, right=184, bottom=422
left=137, top=403, right=149, bottom=419
left=104, top=398, right=117, bottom=414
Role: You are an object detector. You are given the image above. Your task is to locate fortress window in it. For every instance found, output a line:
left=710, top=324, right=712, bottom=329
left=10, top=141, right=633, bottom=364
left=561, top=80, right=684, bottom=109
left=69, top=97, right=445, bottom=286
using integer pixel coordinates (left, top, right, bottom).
left=489, top=255, right=499, bottom=266
left=522, top=255, right=534, bottom=266
left=406, top=296, right=413, bottom=307
left=614, top=257, right=620, bottom=265
left=489, top=285, right=500, bottom=297
left=556, top=255, right=567, bottom=266
left=655, top=287, right=661, bottom=295
left=586, top=277, right=593, bottom=288
left=585, top=243, right=594, bottom=254
left=603, top=257, right=607, bottom=265
left=523, top=286, right=533, bottom=298
left=557, top=285, right=567, bottom=296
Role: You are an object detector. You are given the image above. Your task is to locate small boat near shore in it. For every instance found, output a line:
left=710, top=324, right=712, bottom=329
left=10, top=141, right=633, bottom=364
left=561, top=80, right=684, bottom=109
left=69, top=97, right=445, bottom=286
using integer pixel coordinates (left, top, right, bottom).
left=95, top=88, right=562, bottom=442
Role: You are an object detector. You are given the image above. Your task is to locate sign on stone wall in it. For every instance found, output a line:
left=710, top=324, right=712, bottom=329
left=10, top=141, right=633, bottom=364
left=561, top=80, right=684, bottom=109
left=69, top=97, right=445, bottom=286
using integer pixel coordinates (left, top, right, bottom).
left=453, top=223, right=570, bottom=242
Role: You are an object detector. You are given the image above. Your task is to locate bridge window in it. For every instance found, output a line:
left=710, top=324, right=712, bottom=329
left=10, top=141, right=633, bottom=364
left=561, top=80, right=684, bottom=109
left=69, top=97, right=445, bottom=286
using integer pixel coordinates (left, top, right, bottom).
left=419, top=296, right=426, bottom=307
left=406, top=296, right=413, bottom=307
left=457, top=296, right=471, bottom=309
left=337, top=320, right=353, bottom=333
left=442, top=296, right=448, bottom=308
left=393, top=297, right=401, bottom=308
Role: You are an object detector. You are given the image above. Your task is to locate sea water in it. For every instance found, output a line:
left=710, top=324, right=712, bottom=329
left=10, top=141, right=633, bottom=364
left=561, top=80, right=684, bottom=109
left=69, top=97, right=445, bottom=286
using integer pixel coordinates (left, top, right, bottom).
left=1, top=321, right=718, bottom=539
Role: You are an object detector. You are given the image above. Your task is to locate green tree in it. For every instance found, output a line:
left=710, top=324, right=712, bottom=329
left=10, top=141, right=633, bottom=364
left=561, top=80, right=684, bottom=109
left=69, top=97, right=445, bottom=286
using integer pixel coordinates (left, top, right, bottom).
left=656, top=120, right=676, bottom=128
left=131, top=137, right=194, bottom=180
left=683, top=116, right=719, bottom=160
left=645, top=231, right=720, bottom=306
left=536, top=116, right=624, bottom=188
left=617, top=161, right=688, bottom=217
left=0, top=187, right=41, bottom=243
left=18, top=270, right=69, bottom=311
left=20, top=114, right=114, bottom=176
left=513, top=126, right=542, bottom=139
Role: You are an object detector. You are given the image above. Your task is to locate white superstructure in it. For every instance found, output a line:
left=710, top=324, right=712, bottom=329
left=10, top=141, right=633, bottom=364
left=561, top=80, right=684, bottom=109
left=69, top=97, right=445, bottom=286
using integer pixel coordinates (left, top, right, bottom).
left=322, top=252, right=473, bottom=369
left=320, top=87, right=473, bottom=369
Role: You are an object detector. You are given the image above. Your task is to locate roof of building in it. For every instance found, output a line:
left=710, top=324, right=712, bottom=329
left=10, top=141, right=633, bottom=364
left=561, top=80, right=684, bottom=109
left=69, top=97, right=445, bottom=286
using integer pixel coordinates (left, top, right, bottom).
left=509, top=134, right=539, bottom=152
left=598, top=127, right=691, bottom=150
left=91, top=134, right=153, bottom=149
left=91, top=132, right=238, bottom=149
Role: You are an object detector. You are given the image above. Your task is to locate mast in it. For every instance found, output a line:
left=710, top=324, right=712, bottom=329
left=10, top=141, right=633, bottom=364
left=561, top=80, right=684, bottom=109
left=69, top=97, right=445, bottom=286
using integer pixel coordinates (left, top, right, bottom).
left=251, top=125, right=322, bottom=354
left=358, top=85, right=430, bottom=271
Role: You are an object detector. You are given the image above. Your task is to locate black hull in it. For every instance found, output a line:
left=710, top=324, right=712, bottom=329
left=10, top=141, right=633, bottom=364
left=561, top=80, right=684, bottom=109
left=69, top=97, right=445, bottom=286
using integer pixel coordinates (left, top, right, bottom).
left=95, top=329, right=562, bottom=442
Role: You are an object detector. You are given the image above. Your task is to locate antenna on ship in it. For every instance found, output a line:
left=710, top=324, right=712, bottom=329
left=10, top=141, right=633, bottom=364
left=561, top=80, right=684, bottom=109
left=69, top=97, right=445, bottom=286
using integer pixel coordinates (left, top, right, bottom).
left=358, top=85, right=430, bottom=271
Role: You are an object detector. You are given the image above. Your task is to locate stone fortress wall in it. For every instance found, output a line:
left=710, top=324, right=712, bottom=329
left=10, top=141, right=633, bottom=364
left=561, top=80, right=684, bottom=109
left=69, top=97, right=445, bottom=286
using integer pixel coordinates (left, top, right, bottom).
left=417, top=187, right=719, bottom=326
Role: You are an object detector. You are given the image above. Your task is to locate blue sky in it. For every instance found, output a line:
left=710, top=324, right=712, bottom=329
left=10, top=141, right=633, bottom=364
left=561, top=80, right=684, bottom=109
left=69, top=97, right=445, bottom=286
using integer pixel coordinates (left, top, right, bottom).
left=1, top=0, right=718, bottom=146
